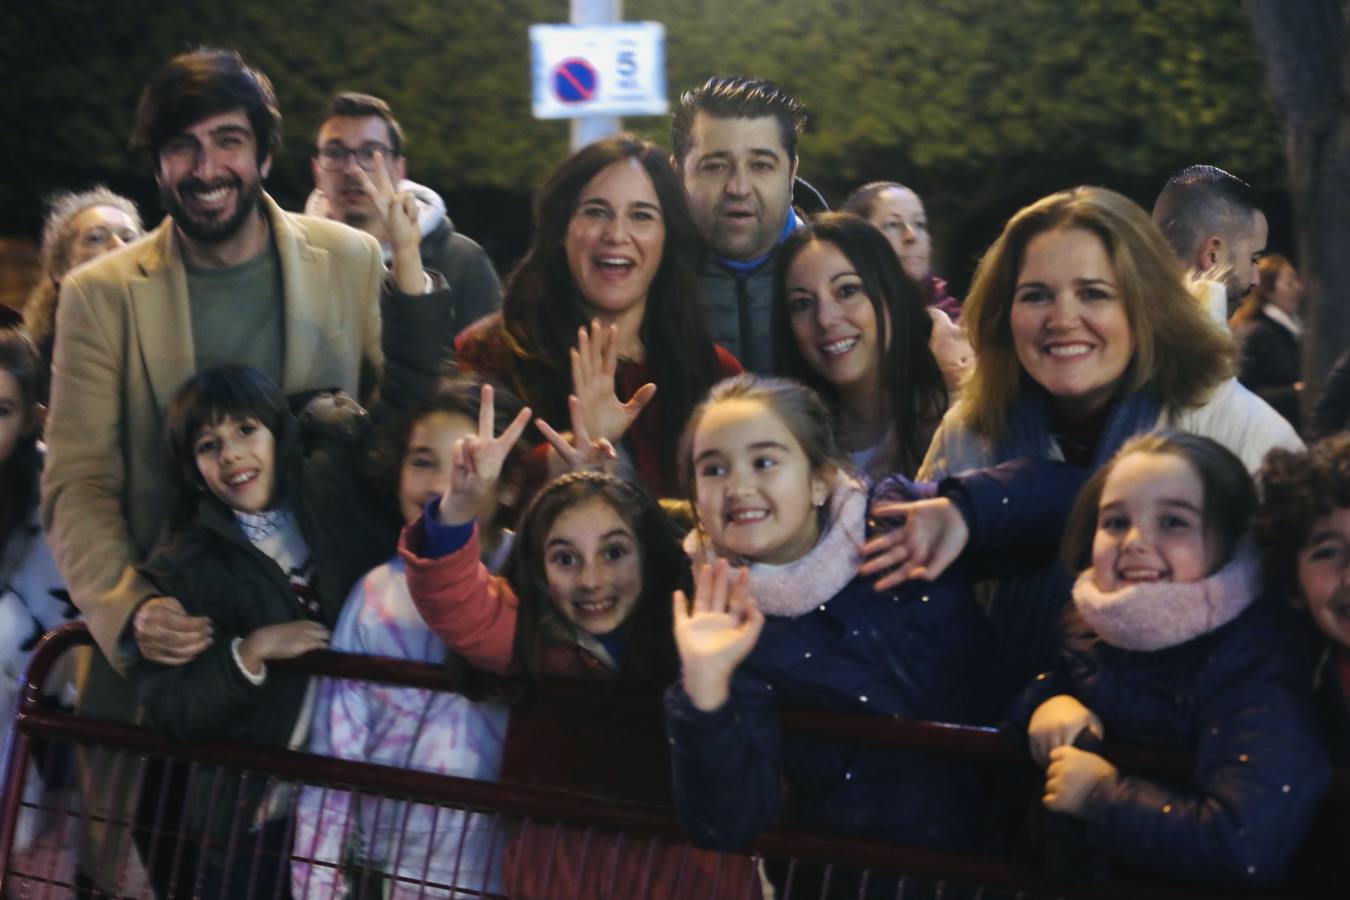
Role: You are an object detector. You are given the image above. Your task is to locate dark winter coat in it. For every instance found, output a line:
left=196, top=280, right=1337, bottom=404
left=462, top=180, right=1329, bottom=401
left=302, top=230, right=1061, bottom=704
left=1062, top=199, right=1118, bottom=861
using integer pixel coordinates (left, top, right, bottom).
left=1006, top=600, right=1330, bottom=887
left=134, top=404, right=401, bottom=854
left=1236, top=310, right=1302, bottom=431
left=1313, top=649, right=1350, bottom=766
left=666, top=460, right=1086, bottom=855
left=1309, top=347, right=1350, bottom=440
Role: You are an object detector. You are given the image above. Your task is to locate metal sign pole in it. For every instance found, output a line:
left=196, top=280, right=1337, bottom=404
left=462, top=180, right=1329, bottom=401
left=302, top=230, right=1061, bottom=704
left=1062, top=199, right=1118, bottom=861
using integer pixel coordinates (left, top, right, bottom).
left=570, top=0, right=623, bottom=150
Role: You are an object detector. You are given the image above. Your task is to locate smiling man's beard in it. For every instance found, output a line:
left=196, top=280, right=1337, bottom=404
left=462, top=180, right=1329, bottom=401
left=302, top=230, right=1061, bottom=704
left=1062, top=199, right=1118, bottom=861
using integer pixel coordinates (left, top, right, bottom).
left=160, top=174, right=263, bottom=244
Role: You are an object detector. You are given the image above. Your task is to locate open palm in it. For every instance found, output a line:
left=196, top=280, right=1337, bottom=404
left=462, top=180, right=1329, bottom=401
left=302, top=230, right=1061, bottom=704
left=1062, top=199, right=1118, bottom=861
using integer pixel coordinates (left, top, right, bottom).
left=673, top=561, right=764, bottom=712
left=571, top=321, right=656, bottom=442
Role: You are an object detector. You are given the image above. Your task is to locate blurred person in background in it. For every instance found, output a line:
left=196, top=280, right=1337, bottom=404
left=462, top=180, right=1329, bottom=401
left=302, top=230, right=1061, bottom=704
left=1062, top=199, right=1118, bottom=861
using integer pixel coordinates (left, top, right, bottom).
left=1151, top=164, right=1267, bottom=328
left=842, top=180, right=961, bottom=319
left=1230, top=253, right=1304, bottom=431
left=22, top=187, right=143, bottom=400
left=307, top=91, right=501, bottom=337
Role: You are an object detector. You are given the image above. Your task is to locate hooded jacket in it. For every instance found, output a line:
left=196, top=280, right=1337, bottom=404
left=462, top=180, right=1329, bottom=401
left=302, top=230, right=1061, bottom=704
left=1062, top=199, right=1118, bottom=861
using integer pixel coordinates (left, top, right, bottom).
left=307, top=178, right=501, bottom=337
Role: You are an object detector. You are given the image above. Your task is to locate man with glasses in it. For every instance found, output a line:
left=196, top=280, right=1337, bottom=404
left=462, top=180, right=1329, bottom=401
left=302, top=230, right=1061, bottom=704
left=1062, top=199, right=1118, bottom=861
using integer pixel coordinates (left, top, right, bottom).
left=42, top=46, right=455, bottom=894
left=308, top=92, right=500, bottom=333
left=44, top=38, right=452, bottom=761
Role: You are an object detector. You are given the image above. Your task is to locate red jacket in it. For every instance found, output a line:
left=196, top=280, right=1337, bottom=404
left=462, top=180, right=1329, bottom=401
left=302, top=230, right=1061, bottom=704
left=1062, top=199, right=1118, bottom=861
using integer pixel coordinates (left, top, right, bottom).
left=400, top=519, right=760, bottom=899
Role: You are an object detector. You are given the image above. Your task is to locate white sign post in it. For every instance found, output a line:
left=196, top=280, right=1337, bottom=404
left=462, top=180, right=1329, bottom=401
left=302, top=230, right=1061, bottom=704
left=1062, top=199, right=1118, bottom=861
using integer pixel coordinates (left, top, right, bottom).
left=531, top=22, right=668, bottom=145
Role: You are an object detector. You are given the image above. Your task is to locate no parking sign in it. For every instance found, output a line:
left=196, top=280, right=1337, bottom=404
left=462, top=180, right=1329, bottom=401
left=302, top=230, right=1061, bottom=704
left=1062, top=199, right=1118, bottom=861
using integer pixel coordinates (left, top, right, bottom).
left=531, top=23, right=667, bottom=119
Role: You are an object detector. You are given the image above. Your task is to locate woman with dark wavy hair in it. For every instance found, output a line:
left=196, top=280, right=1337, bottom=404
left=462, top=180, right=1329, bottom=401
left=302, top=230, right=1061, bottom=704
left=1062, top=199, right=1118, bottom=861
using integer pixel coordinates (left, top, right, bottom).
left=455, top=135, right=740, bottom=497
left=771, top=211, right=948, bottom=479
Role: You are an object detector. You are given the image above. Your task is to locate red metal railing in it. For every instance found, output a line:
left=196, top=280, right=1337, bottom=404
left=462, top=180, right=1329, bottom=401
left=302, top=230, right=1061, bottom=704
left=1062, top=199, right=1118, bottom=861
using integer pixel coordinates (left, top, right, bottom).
left=1, top=623, right=1342, bottom=899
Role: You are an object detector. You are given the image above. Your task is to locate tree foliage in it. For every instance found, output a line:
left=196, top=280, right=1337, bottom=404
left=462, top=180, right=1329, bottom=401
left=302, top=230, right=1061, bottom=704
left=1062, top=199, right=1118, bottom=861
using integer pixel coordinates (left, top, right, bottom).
left=3, top=0, right=1281, bottom=288
left=639, top=0, right=1281, bottom=279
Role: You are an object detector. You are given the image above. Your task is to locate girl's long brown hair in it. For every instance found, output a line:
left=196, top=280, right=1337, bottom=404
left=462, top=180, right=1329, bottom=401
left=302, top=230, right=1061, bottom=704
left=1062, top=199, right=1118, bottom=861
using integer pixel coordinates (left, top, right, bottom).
left=506, top=471, right=686, bottom=686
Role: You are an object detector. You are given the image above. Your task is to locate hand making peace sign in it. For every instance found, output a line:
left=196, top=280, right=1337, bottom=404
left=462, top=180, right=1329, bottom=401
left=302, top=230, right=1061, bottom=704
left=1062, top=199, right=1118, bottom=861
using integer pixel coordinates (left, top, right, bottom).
left=354, top=149, right=426, bottom=293
left=437, top=384, right=532, bottom=526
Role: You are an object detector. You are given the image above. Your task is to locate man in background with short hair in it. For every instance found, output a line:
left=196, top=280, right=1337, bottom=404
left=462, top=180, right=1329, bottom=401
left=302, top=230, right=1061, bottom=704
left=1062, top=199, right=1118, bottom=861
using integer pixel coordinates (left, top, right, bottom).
left=672, top=76, right=807, bottom=372
left=1152, top=164, right=1268, bottom=326
left=309, top=91, right=500, bottom=334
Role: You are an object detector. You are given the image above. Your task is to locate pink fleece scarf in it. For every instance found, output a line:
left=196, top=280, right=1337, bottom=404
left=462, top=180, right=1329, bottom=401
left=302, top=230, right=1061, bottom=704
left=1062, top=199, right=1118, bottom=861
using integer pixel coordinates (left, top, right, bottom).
left=684, top=474, right=868, bottom=618
left=1071, top=540, right=1262, bottom=651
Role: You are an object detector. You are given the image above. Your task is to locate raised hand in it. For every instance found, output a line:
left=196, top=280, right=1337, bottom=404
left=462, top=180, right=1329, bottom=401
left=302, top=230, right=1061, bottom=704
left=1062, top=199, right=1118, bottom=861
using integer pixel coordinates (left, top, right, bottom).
left=673, top=561, right=765, bottom=712
left=570, top=321, right=657, bottom=443
left=439, top=384, right=532, bottom=526
left=1027, top=694, right=1105, bottom=767
left=1043, top=745, right=1118, bottom=817
left=535, top=393, right=620, bottom=475
left=355, top=150, right=425, bottom=293
left=858, top=497, right=969, bottom=590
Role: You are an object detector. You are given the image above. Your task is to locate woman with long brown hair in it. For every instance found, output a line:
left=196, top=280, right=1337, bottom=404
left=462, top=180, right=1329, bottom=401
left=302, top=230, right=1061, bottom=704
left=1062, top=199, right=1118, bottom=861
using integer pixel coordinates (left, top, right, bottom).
left=455, top=135, right=740, bottom=498
left=918, top=186, right=1300, bottom=680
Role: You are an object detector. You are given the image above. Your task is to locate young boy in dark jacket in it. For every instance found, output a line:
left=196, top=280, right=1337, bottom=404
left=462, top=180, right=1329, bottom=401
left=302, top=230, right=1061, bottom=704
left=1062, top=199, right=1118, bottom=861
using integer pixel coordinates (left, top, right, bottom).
left=134, top=365, right=406, bottom=898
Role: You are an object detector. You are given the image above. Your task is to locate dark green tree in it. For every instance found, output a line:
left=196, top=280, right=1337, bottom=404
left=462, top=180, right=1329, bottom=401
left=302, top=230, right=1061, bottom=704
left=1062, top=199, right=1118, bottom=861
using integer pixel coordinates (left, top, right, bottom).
left=640, top=0, right=1281, bottom=285
left=2, top=0, right=1282, bottom=292
left=1244, top=0, right=1350, bottom=406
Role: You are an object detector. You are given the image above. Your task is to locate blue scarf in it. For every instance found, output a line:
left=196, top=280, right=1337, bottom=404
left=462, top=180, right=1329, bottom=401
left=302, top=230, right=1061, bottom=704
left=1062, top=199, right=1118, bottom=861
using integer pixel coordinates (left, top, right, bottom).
left=989, top=384, right=1163, bottom=683
left=710, top=212, right=801, bottom=274
left=995, top=381, right=1162, bottom=467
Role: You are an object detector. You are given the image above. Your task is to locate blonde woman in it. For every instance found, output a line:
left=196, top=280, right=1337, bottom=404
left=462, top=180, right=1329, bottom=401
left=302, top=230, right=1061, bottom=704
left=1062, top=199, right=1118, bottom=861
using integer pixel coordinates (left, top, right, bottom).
left=23, top=187, right=142, bottom=398
left=919, top=186, right=1300, bottom=680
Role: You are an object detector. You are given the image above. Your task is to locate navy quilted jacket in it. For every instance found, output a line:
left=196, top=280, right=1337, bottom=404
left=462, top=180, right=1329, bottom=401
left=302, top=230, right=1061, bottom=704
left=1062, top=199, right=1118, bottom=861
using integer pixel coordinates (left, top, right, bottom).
left=666, top=459, right=1085, bottom=851
left=1007, top=600, right=1330, bottom=886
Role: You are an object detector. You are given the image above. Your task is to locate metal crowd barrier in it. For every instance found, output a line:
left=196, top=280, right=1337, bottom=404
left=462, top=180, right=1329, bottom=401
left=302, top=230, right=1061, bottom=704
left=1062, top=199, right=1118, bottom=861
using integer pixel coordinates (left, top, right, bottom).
left=1, top=623, right=1343, bottom=899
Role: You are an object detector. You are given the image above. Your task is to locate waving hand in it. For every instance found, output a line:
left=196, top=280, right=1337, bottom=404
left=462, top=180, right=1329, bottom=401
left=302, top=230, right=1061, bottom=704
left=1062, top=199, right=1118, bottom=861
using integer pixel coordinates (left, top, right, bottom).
left=571, top=321, right=657, bottom=442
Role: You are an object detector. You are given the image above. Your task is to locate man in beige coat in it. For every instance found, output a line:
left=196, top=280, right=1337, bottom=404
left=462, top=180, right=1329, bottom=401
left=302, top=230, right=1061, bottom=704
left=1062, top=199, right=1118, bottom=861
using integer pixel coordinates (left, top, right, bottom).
left=40, top=47, right=443, bottom=891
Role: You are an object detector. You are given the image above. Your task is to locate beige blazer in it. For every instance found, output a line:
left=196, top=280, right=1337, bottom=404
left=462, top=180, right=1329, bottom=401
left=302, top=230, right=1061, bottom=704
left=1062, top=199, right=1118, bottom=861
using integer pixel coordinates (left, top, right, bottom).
left=40, top=194, right=384, bottom=668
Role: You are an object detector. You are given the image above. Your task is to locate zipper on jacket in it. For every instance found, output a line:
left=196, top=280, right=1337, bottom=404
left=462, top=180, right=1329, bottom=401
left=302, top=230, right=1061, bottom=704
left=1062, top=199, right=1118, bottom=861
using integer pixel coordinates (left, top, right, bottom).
left=736, top=273, right=753, bottom=365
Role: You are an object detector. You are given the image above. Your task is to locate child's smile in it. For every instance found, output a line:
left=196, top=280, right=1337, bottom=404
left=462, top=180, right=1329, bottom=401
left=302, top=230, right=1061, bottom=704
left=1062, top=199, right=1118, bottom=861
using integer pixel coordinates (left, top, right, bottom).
left=1091, top=451, right=1214, bottom=591
left=194, top=415, right=277, bottom=514
left=1297, top=506, right=1350, bottom=650
left=692, top=397, right=830, bottom=566
left=544, top=497, right=642, bottom=636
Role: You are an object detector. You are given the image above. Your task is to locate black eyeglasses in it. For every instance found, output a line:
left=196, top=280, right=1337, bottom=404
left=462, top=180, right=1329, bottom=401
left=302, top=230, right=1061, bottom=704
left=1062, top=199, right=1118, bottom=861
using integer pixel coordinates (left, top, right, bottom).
left=314, top=144, right=396, bottom=172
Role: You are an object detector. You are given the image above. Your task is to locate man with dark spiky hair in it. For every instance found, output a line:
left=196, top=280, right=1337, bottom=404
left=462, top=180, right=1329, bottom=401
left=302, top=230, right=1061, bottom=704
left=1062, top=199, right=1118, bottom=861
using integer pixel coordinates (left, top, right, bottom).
left=1152, top=164, right=1269, bottom=323
left=673, top=76, right=808, bottom=372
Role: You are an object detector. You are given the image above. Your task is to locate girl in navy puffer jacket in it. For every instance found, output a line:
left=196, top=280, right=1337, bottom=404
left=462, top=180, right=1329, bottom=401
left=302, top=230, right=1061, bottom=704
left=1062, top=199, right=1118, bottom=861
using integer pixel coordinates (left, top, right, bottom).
left=665, top=375, right=1084, bottom=896
left=1007, top=432, right=1329, bottom=887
